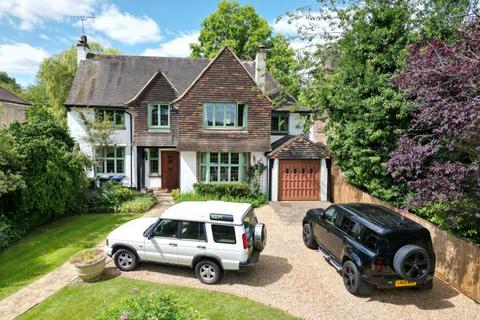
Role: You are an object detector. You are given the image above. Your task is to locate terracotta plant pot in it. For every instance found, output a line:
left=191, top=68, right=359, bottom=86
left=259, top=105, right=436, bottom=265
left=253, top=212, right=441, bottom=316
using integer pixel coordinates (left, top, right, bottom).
left=70, top=248, right=106, bottom=282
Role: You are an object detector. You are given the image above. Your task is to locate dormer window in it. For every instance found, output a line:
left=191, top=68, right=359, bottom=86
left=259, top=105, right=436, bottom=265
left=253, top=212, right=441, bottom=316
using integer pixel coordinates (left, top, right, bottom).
left=203, top=103, right=247, bottom=129
left=148, top=104, right=170, bottom=129
left=271, top=112, right=289, bottom=134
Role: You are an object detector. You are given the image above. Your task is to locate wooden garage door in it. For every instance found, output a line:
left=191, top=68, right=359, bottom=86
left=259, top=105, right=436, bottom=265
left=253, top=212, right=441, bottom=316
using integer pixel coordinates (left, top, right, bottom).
left=279, top=160, right=320, bottom=201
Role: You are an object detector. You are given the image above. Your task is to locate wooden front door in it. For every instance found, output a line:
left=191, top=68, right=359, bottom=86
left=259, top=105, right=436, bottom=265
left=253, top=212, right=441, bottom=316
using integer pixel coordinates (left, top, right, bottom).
left=279, top=160, right=320, bottom=201
left=161, top=151, right=179, bottom=190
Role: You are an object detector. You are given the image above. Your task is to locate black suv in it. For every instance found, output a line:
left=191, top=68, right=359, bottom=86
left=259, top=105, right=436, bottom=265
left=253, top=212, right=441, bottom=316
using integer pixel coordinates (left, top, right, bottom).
left=302, top=203, right=435, bottom=295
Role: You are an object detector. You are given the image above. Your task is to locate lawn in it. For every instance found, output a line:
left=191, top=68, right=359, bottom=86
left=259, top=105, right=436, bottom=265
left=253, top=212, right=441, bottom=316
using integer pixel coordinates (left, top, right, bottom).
left=0, top=213, right=140, bottom=300
left=20, top=277, right=298, bottom=320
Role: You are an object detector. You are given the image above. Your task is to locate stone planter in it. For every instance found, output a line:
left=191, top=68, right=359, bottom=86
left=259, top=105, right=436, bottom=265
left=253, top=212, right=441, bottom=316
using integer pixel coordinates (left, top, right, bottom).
left=70, top=249, right=106, bottom=282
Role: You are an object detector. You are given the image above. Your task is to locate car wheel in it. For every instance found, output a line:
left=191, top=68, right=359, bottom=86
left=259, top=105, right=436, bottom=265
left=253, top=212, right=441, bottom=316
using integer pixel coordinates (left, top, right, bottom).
left=254, top=223, right=267, bottom=251
left=342, top=260, right=373, bottom=296
left=302, top=223, right=317, bottom=249
left=393, top=245, right=430, bottom=282
left=195, top=260, right=223, bottom=285
left=114, top=248, right=138, bottom=271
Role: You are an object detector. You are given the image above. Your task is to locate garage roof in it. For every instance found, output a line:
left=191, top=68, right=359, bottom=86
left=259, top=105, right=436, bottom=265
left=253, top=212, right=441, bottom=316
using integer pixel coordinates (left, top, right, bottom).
left=268, top=135, right=328, bottom=159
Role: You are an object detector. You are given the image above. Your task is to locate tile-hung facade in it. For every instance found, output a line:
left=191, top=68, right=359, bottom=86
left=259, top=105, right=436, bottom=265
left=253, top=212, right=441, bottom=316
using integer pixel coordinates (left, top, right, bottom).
left=65, top=36, right=330, bottom=201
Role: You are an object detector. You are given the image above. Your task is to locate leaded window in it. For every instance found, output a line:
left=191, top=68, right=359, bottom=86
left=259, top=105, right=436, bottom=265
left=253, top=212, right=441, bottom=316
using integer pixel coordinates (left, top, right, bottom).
left=148, top=104, right=170, bottom=128
left=97, top=146, right=125, bottom=174
left=149, top=148, right=160, bottom=176
left=95, top=109, right=125, bottom=128
left=203, top=103, right=247, bottom=128
left=200, top=152, right=247, bottom=182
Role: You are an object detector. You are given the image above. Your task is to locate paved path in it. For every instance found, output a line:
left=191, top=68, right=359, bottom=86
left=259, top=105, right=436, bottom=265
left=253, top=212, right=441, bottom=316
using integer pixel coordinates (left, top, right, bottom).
left=0, top=194, right=172, bottom=320
left=113, top=202, right=480, bottom=320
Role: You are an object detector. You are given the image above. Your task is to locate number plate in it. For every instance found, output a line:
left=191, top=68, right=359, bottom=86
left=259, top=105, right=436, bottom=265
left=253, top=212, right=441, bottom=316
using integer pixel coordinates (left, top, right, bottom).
left=395, top=280, right=417, bottom=287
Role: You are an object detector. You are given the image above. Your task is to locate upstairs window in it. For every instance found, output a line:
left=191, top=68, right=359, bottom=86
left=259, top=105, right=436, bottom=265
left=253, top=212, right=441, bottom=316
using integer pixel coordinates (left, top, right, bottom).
left=200, top=152, right=247, bottom=183
left=96, top=146, right=125, bottom=175
left=95, top=109, right=125, bottom=128
left=271, top=112, right=289, bottom=134
left=203, top=103, right=247, bottom=128
left=148, top=104, right=170, bottom=129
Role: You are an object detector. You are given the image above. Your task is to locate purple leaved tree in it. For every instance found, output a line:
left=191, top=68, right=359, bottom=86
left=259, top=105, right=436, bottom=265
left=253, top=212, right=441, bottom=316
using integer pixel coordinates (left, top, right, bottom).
left=387, top=20, right=480, bottom=208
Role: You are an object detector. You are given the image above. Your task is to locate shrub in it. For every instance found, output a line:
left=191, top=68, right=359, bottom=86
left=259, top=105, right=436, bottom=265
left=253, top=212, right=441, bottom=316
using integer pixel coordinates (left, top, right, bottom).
left=117, top=195, right=157, bottom=214
left=193, top=182, right=252, bottom=198
left=69, top=248, right=104, bottom=264
left=95, top=290, right=204, bottom=320
left=0, top=215, right=24, bottom=249
left=98, top=181, right=137, bottom=210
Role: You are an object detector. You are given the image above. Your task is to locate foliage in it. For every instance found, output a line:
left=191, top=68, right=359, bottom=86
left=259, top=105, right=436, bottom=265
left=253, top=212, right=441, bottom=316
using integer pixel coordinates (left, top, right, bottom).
left=172, top=184, right=268, bottom=208
left=3, top=107, right=89, bottom=229
left=26, top=43, right=120, bottom=125
left=247, top=162, right=267, bottom=193
left=387, top=21, right=480, bottom=241
left=0, top=130, right=24, bottom=196
left=95, top=291, right=204, bottom=320
left=19, top=277, right=297, bottom=320
left=0, top=72, right=24, bottom=98
left=69, top=248, right=104, bottom=265
left=190, top=0, right=300, bottom=97
left=0, top=214, right=23, bottom=249
left=117, top=195, right=157, bottom=214
left=0, top=213, right=140, bottom=300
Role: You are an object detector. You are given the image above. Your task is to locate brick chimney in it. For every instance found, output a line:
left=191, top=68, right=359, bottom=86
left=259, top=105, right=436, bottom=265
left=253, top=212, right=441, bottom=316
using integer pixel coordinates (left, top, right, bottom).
left=76, top=35, right=89, bottom=66
left=255, top=44, right=267, bottom=92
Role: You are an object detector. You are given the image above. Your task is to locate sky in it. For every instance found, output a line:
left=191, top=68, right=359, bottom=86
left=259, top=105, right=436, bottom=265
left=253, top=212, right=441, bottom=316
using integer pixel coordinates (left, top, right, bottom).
left=0, top=0, right=320, bottom=87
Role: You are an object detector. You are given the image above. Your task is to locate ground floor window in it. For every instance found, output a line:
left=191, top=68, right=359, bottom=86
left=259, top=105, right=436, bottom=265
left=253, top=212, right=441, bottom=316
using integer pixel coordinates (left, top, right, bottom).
left=149, top=148, right=160, bottom=176
left=96, top=146, right=125, bottom=174
left=200, top=152, right=248, bottom=183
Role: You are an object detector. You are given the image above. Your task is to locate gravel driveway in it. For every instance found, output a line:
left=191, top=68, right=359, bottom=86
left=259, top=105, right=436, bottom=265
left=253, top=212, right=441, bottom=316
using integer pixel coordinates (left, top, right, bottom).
left=111, top=202, right=480, bottom=320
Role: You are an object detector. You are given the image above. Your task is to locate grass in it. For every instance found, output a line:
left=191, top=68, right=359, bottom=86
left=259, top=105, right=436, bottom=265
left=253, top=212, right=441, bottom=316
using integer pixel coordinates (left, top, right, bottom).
left=19, top=277, right=298, bottom=320
left=0, top=213, right=140, bottom=300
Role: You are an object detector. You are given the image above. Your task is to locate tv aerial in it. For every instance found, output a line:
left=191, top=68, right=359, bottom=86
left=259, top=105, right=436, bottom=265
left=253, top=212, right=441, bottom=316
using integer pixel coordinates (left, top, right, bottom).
left=72, top=15, right=96, bottom=36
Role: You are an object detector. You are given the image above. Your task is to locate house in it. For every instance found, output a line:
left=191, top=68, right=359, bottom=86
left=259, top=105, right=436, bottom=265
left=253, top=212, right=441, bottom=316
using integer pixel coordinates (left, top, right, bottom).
left=65, top=36, right=330, bottom=201
left=0, top=86, right=31, bottom=127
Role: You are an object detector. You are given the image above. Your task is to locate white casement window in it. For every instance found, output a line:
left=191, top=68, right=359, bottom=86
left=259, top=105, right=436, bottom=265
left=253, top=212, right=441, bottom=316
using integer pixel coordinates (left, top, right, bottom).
left=203, top=103, right=247, bottom=128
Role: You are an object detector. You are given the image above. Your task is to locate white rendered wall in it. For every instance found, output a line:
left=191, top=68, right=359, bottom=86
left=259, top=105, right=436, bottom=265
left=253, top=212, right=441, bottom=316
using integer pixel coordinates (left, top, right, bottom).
left=67, top=109, right=133, bottom=187
left=250, top=152, right=268, bottom=193
left=271, top=158, right=279, bottom=201
left=320, top=159, right=328, bottom=201
left=180, top=151, right=197, bottom=192
left=270, top=112, right=306, bottom=143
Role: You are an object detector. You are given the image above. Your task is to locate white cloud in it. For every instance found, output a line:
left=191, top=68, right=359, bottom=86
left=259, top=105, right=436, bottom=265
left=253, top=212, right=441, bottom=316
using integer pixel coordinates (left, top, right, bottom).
left=0, top=43, right=48, bottom=73
left=143, top=31, right=199, bottom=57
left=0, top=0, right=95, bottom=30
left=91, top=5, right=161, bottom=45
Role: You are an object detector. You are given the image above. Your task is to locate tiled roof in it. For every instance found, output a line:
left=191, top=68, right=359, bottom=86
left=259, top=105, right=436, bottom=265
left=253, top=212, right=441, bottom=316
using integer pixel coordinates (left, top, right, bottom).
left=0, top=87, right=31, bottom=105
left=268, top=135, right=329, bottom=159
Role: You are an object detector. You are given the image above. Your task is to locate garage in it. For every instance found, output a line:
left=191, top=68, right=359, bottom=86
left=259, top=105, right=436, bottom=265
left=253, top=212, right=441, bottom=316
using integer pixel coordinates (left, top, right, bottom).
left=268, top=135, right=330, bottom=201
left=278, top=160, right=320, bottom=200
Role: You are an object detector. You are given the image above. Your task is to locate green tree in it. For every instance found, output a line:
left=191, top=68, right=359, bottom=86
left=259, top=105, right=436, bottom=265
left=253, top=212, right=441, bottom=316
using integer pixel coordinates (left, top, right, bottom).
left=26, top=43, right=120, bottom=125
left=0, top=128, right=24, bottom=197
left=0, top=72, right=24, bottom=97
left=191, top=0, right=300, bottom=97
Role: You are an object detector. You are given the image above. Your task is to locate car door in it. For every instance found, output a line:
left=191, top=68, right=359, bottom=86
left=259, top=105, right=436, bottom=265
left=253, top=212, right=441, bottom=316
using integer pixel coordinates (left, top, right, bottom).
left=313, top=207, right=344, bottom=259
left=176, top=221, right=207, bottom=266
left=143, top=219, right=180, bottom=264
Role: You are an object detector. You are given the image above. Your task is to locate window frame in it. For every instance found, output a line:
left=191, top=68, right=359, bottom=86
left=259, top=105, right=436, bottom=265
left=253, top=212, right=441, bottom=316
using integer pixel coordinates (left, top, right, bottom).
left=211, top=224, right=237, bottom=244
left=199, top=152, right=248, bottom=183
left=179, top=221, right=207, bottom=242
left=95, top=108, right=125, bottom=129
left=152, top=219, right=180, bottom=238
left=203, top=103, right=248, bottom=129
left=149, top=148, right=160, bottom=176
left=96, top=146, right=125, bottom=175
left=271, top=112, right=289, bottom=134
left=148, top=103, right=171, bottom=130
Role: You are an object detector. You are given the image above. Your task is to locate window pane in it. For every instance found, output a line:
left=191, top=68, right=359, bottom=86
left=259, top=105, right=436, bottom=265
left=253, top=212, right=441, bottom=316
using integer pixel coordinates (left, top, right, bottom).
left=210, top=153, right=218, bottom=164
left=116, top=147, right=124, bottom=158
left=97, top=161, right=104, bottom=173
left=211, top=225, right=236, bottom=244
left=271, top=116, right=279, bottom=132
left=230, top=153, right=239, bottom=164
left=96, top=110, right=104, bottom=122
left=106, top=160, right=115, bottom=173
left=180, top=221, right=206, bottom=241
left=225, top=104, right=236, bottom=127
left=280, top=115, right=289, bottom=132
left=106, top=110, right=114, bottom=122
left=151, top=106, right=159, bottom=126
left=115, top=111, right=124, bottom=126
left=220, top=153, right=229, bottom=164
left=237, top=104, right=245, bottom=127
left=220, top=166, right=228, bottom=181
left=231, top=167, right=239, bottom=181
left=150, top=148, right=159, bottom=159
left=154, top=219, right=178, bottom=238
left=116, top=160, right=124, bottom=173
left=106, top=148, right=115, bottom=158
left=205, top=104, right=214, bottom=126
left=150, top=160, right=159, bottom=174
left=209, top=166, right=218, bottom=182
left=200, top=166, right=207, bottom=182
left=215, top=104, right=225, bottom=126
left=200, top=153, right=207, bottom=164
left=160, top=105, right=169, bottom=126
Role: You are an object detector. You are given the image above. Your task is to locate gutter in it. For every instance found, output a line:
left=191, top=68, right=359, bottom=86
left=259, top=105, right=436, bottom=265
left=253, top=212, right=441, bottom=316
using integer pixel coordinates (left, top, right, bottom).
left=124, top=110, right=134, bottom=188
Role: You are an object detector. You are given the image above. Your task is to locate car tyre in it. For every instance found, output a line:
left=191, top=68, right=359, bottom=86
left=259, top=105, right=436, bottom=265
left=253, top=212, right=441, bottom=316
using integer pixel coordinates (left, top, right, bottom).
left=114, top=248, right=138, bottom=272
left=342, top=260, right=373, bottom=296
left=302, top=223, right=317, bottom=249
left=195, top=260, right=223, bottom=285
left=393, top=245, right=430, bottom=282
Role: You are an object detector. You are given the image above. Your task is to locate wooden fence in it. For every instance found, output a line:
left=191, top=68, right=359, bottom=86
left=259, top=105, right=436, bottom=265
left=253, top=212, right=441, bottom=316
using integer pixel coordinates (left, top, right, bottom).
left=330, top=165, right=480, bottom=302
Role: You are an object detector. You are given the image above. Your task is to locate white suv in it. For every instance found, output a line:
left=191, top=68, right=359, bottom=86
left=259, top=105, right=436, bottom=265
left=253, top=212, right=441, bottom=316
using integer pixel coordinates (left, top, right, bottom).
left=104, top=201, right=267, bottom=284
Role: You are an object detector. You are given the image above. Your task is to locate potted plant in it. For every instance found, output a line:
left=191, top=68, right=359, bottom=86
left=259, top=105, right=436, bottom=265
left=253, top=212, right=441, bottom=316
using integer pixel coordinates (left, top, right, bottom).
left=69, top=248, right=106, bottom=282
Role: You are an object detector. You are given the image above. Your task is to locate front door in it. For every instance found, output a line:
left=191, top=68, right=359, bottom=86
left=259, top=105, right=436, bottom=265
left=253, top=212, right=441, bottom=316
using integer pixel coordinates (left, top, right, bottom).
left=161, top=151, right=179, bottom=190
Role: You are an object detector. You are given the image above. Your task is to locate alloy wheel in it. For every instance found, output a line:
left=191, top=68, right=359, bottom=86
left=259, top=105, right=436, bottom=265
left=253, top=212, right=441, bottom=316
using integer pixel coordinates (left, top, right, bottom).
left=343, top=264, right=356, bottom=290
left=118, top=253, right=133, bottom=268
left=199, top=264, right=216, bottom=281
left=402, top=253, right=429, bottom=280
left=303, top=225, right=311, bottom=244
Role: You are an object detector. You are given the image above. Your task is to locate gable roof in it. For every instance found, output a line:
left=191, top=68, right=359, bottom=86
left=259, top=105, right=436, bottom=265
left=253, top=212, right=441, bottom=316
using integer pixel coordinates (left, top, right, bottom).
left=0, top=87, right=31, bottom=106
left=65, top=52, right=283, bottom=107
left=125, top=71, right=178, bottom=105
left=268, top=135, right=329, bottom=159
